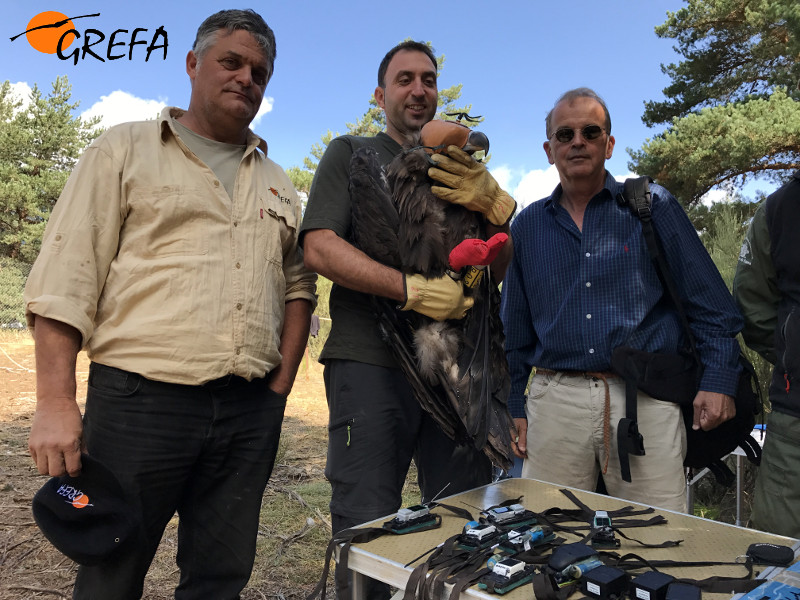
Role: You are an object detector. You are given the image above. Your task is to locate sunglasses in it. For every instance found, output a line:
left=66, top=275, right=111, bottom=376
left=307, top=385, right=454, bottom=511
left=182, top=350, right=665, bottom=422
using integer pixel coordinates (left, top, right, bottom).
left=550, top=124, right=606, bottom=143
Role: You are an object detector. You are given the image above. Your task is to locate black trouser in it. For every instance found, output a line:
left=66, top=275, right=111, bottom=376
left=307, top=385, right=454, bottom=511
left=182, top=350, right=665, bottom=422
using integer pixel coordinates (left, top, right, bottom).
left=73, top=363, right=286, bottom=600
left=324, top=360, right=493, bottom=600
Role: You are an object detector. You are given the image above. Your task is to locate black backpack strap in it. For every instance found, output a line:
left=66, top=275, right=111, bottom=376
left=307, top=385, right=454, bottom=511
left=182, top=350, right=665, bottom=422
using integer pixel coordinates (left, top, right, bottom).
left=618, top=368, right=646, bottom=482
left=616, top=177, right=676, bottom=482
left=619, top=177, right=701, bottom=367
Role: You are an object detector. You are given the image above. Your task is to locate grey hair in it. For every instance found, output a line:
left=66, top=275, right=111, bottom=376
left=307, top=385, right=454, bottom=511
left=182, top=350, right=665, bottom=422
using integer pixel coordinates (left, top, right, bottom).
left=192, top=9, right=276, bottom=82
left=545, top=87, right=612, bottom=137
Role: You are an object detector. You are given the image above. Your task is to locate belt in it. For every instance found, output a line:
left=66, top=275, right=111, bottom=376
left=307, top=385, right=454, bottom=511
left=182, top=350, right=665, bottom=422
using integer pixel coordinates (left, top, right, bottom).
left=535, top=368, right=617, bottom=380
left=534, top=368, right=617, bottom=474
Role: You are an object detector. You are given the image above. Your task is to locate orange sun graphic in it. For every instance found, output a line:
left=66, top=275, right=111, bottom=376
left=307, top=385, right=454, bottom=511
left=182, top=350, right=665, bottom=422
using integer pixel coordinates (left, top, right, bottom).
left=25, top=11, right=77, bottom=54
left=72, top=493, right=90, bottom=509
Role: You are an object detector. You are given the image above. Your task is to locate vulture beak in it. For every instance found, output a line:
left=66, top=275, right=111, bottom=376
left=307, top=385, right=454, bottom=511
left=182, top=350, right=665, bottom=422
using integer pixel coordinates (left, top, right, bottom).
left=420, top=119, right=491, bottom=157
left=463, top=130, right=489, bottom=156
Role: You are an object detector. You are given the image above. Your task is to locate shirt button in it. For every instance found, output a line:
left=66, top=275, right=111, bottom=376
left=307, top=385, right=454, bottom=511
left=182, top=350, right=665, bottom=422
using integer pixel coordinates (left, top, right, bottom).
left=236, top=262, right=241, bottom=269
left=233, top=222, right=238, bottom=227
left=236, top=303, right=242, bottom=310
left=586, top=314, right=592, bottom=319
left=586, top=282, right=591, bottom=288
left=235, top=348, right=241, bottom=355
left=585, top=252, right=591, bottom=258
left=589, top=348, right=595, bottom=354
left=214, top=180, right=220, bottom=187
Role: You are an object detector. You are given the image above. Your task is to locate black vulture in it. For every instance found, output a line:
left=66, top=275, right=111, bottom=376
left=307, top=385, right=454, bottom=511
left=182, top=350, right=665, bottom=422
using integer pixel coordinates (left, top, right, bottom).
left=348, top=119, right=515, bottom=471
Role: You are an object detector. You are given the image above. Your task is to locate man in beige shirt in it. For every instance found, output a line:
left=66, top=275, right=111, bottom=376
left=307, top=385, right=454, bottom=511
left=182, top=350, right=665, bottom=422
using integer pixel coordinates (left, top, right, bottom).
left=24, top=9, right=316, bottom=599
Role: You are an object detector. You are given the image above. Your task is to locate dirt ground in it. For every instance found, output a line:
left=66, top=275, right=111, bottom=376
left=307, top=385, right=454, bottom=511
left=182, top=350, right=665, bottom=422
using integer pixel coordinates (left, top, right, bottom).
left=0, top=334, right=752, bottom=598
left=0, top=334, right=334, bottom=599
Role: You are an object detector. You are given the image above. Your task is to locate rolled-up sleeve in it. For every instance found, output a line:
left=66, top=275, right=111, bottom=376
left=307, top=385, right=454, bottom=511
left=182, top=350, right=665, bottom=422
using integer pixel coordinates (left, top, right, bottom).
left=24, top=140, right=125, bottom=346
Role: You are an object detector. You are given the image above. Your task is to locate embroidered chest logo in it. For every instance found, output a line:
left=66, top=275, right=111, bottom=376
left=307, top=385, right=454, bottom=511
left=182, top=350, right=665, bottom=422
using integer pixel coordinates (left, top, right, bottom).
left=269, top=187, right=292, bottom=205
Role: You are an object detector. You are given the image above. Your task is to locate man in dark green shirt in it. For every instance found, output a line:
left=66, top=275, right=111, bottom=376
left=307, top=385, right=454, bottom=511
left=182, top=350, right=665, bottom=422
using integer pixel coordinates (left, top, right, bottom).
left=300, top=41, right=514, bottom=600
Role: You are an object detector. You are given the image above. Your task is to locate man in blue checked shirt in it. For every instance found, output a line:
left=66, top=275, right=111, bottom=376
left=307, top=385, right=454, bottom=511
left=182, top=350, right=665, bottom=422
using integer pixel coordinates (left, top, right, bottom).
left=500, top=88, right=742, bottom=512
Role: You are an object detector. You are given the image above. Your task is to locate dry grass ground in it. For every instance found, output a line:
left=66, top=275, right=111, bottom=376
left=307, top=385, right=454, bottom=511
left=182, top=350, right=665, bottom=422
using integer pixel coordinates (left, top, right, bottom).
left=0, top=331, right=421, bottom=599
left=0, top=331, right=753, bottom=599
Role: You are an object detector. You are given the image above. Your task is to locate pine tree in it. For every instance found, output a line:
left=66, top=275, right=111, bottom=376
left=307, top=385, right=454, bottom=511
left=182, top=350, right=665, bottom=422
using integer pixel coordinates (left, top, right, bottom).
left=0, top=77, right=101, bottom=263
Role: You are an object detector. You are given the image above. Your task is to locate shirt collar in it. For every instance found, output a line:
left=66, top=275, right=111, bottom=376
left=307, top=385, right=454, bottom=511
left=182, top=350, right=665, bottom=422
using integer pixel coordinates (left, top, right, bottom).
left=544, top=171, right=620, bottom=214
left=158, top=107, right=268, bottom=156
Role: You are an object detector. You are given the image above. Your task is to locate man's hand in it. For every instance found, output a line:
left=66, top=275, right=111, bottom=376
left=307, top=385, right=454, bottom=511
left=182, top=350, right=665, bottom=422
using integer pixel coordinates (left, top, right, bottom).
left=401, top=273, right=474, bottom=321
left=511, top=417, right=527, bottom=459
left=692, top=391, right=736, bottom=431
left=29, top=396, right=84, bottom=477
left=428, top=145, right=516, bottom=226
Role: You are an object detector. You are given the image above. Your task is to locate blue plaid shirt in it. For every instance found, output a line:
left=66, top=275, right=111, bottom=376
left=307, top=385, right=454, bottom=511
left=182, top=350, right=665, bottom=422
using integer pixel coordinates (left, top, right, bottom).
left=500, top=173, right=743, bottom=419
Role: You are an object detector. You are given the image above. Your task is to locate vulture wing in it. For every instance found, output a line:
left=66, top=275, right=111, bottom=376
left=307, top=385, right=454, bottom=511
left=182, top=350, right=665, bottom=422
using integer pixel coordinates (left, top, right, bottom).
left=348, top=138, right=514, bottom=471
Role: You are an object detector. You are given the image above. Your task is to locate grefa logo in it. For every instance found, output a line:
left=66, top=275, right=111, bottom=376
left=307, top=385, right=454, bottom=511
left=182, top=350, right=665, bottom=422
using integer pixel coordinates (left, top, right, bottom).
left=268, top=187, right=292, bottom=206
left=10, top=11, right=168, bottom=65
left=57, top=483, right=93, bottom=509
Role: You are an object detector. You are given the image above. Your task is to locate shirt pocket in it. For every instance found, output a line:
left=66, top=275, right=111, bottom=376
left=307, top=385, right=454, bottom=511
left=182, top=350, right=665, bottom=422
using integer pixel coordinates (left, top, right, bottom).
left=127, top=185, right=209, bottom=257
left=258, top=192, right=297, bottom=268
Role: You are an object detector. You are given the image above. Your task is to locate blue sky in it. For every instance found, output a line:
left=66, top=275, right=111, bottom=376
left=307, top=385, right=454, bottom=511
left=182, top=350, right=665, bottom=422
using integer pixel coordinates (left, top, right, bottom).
left=5, top=0, right=749, bottom=207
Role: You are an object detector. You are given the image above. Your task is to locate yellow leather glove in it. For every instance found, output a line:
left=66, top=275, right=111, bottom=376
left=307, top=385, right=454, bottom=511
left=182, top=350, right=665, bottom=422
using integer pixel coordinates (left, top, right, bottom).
left=401, top=273, right=474, bottom=321
left=428, top=145, right=517, bottom=226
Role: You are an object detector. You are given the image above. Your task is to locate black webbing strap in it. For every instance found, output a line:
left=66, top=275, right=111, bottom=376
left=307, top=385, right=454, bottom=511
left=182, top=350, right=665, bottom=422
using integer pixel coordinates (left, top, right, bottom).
left=612, top=551, right=765, bottom=594
left=558, top=490, right=682, bottom=548
left=306, top=526, right=390, bottom=600
left=307, top=502, right=466, bottom=600
left=431, top=549, right=492, bottom=600
left=448, top=566, right=492, bottom=600
left=404, top=532, right=488, bottom=600
left=430, top=501, right=476, bottom=522
left=618, top=369, right=646, bottom=482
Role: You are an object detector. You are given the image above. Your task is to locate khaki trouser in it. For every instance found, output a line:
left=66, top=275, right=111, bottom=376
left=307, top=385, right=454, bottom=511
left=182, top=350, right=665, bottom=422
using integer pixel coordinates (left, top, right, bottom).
left=750, top=410, right=800, bottom=538
left=521, top=370, right=687, bottom=513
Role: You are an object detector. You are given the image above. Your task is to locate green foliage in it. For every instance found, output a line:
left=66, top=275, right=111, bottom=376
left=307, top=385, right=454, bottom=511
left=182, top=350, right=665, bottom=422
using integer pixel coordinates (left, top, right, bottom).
left=0, top=77, right=101, bottom=263
left=0, top=258, right=28, bottom=325
left=630, top=89, right=800, bottom=205
left=700, top=201, right=772, bottom=405
left=631, top=0, right=800, bottom=206
left=286, top=166, right=314, bottom=195
left=644, top=0, right=800, bottom=125
left=288, top=43, right=476, bottom=186
left=688, top=198, right=761, bottom=238
left=307, top=276, right=331, bottom=360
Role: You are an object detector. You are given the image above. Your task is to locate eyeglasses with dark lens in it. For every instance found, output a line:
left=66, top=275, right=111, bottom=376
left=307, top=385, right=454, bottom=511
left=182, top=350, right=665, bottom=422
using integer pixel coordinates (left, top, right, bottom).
left=551, top=125, right=606, bottom=143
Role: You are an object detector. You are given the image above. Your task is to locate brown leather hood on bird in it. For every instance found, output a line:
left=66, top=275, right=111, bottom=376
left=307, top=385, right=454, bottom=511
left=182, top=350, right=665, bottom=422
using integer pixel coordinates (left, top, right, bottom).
left=420, top=120, right=490, bottom=156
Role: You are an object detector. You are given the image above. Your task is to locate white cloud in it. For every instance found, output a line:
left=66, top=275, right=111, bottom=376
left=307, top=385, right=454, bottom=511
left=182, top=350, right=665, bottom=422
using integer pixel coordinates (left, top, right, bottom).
left=80, top=91, right=167, bottom=129
left=5, top=82, right=33, bottom=112
left=56, top=88, right=272, bottom=132
left=251, top=96, right=274, bottom=127
left=699, top=188, right=729, bottom=207
left=490, top=164, right=560, bottom=210
left=491, top=165, right=645, bottom=212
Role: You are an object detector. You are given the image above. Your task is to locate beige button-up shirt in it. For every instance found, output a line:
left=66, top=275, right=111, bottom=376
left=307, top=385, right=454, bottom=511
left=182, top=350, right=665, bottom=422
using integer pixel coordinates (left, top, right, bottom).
left=24, top=107, right=316, bottom=385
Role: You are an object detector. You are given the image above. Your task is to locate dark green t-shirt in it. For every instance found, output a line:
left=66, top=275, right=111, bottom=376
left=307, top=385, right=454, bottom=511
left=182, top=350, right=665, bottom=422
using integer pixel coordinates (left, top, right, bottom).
left=300, top=132, right=402, bottom=368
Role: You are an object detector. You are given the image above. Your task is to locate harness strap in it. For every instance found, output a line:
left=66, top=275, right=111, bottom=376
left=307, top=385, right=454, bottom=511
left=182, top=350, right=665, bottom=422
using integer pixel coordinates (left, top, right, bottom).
left=612, top=552, right=764, bottom=594
left=306, top=526, right=390, bottom=600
